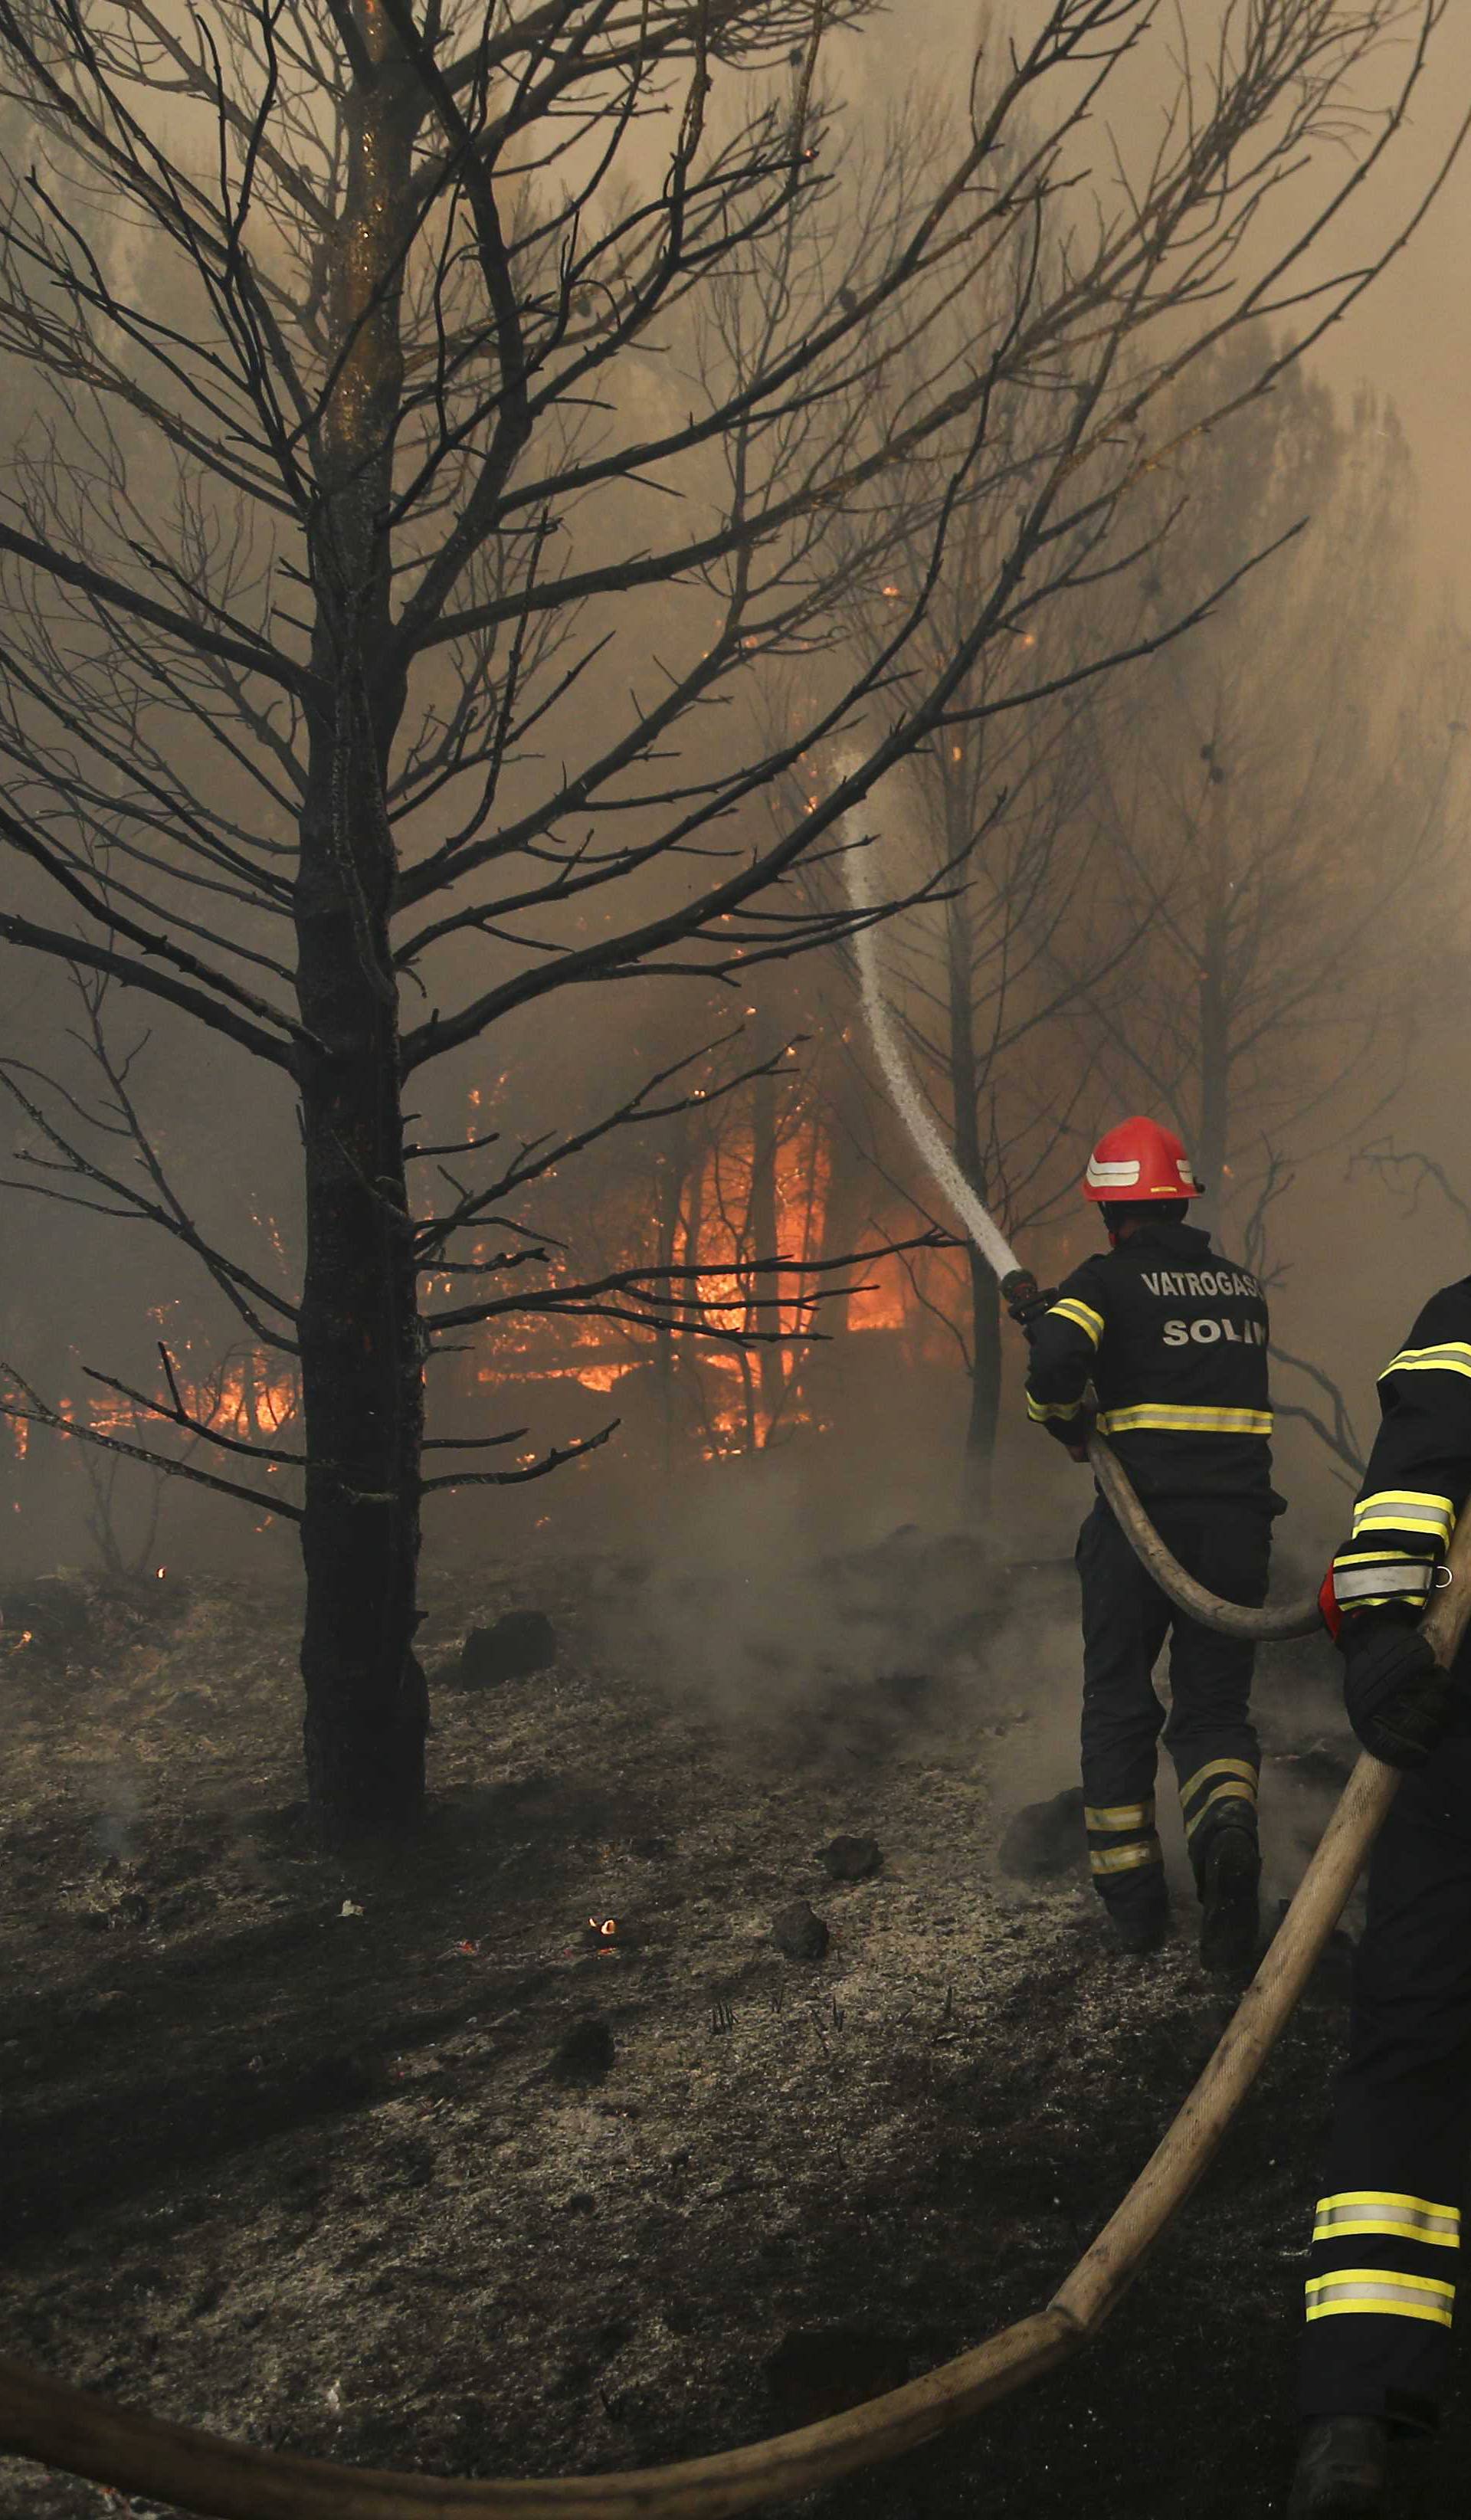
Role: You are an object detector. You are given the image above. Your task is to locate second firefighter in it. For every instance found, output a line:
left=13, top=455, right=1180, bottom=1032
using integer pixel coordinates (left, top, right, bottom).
left=1024, top=1116, right=1278, bottom=1968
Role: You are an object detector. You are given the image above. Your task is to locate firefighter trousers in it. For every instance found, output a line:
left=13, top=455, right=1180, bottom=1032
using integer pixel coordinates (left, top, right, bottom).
left=1299, top=1738, right=1471, bottom=2433
left=1075, top=1493, right=1270, bottom=1914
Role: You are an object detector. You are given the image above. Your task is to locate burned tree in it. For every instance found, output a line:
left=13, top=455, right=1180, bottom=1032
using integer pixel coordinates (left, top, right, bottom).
left=1058, top=339, right=1469, bottom=1234
left=0, top=2, right=1460, bottom=1840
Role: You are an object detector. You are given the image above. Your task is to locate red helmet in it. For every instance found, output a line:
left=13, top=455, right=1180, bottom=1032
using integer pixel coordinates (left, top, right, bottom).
left=1084, top=1116, right=1202, bottom=1203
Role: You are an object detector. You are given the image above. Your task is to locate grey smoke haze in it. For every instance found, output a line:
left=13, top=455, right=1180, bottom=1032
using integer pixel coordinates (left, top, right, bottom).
left=0, top=2, right=1467, bottom=1594
left=863, top=0, right=1471, bottom=612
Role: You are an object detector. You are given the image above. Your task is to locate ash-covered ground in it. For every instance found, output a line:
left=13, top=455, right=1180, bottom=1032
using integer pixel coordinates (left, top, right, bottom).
left=1, top=1536, right=1466, bottom=2519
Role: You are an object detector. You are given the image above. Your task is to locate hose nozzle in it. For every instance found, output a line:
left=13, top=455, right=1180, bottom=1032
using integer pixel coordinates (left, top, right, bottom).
left=1002, top=1268, right=1056, bottom=1339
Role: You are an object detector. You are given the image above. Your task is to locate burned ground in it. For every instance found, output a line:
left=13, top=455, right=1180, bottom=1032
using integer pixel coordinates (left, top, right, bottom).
left=1, top=1547, right=1466, bottom=2520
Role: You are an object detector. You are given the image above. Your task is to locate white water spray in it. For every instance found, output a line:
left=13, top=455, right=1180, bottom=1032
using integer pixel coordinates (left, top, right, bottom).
left=837, top=759, right=1025, bottom=1286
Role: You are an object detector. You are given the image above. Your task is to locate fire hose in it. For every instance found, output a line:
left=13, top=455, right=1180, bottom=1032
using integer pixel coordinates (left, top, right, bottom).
left=0, top=805, right=1414, bottom=2512
left=839, top=783, right=1322, bottom=1643
left=1085, top=1430, right=1322, bottom=1638
left=2, top=1536, right=1466, bottom=2517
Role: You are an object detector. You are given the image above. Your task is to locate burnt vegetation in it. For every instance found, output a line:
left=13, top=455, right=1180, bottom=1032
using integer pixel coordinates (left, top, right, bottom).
left=1, top=4, right=1470, bottom=2509
left=0, top=1, right=1462, bottom=1842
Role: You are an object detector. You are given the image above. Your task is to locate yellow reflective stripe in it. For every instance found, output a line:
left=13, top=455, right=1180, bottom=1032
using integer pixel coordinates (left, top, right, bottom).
left=1084, top=1801, right=1155, bottom=1832
left=1382, top=1343, right=1471, bottom=1381
left=1351, top=1491, right=1454, bottom=1545
left=1027, top=1394, right=1084, bottom=1424
left=1184, top=1780, right=1257, bottom=1840
left=1048, top=1297, right=1104, bottom=1345
left=1089, top=1840, right=1162, bottom=1876
left=1096, top=1404, right=1273, bottom=1437
left=1332, top=1566, right=1433, bottom=1604
left=1353, top=1491, right=1455, bottom=1508
left=1351, top=1517, right=1454, bottom=1542
left=1319, top=2191, right=1460, bottom=2221
left=1332, top=1549, right=1426, bottom=1564
left=1306, top=2269, right=1456, bottom=2327
left=1180, top=1757, right=1258, bottom=1806
left=1314, top=2191, right=1460, bottom=2248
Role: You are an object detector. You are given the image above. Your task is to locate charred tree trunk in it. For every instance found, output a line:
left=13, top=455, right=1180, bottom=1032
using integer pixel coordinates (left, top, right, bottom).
left=1194, top=772, right=1233, bottom=1239
left=963, top=1246, right=1002, bottom=1522
left=295, top=25, right=426, bottom=1846
left=816, top=1055, right=870, bottom=1339
left=650, top=1126, right=688, bottom=1486
left=295, top=814, right=426, bottom=1840
left=746, top=1057, right=784, bottom=1444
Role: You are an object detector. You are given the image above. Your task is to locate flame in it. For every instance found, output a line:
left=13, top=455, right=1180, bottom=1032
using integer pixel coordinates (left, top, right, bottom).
left=84, top=1350, right=297, bottom=1445
left=460, top=1076, right=965, bottom=1458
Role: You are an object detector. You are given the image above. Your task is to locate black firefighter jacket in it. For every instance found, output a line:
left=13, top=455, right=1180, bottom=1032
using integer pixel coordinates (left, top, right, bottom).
left=1330, top=1277, right=1471, bottom=1647
left=1024, top=1219, right=1275, bottom=1506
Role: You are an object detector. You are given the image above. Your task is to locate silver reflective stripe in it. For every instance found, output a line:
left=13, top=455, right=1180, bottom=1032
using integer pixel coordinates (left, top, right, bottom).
left=1314, top=2194, right=1460, bottom=2247
left=1183, top=1779, right=1256, bottom=1841
left=1027, top=1394, right=1083, bottom=1424
left=1180, top=1756, right=1258, bottom=1810
left=1084, top=1801, right=1155, bottom=1832
left=1333, top=1561, right=1434, bottom=1600
left=1382, top=1343, right=1471, bottom=1381
left=1351, top=1489, right=1454, bottom=1545
left=1097, top=1403, right=1273, bottom=1437
left=1305, top=2270, right=1455, bottom=2327
left=1048, top=1297, right=1104, bottom=1345
left=1089, top=1840, right=1161, bottom=1876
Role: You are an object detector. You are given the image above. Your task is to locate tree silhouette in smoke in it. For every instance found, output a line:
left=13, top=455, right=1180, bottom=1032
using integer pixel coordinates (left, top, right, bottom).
left=0, top=0, right=1460, bottom=1840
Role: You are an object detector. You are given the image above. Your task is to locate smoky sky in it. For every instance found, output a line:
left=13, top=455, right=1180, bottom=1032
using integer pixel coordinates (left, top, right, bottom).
left=853, top=1, right=1471, bottom=609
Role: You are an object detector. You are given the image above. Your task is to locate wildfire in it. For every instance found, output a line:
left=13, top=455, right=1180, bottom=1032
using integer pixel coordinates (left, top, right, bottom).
left=80, top=1350, right=298, bottom=1445
left=459, top=1080, right=961, bottom=1460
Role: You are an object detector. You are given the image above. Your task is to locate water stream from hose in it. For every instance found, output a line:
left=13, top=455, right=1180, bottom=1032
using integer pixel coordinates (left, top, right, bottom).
left=837, top=762, right=1023, bottom=1285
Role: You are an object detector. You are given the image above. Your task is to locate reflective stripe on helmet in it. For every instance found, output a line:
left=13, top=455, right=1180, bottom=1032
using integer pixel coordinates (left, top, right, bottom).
left=1083, top=1116, right=1202, bottom=1203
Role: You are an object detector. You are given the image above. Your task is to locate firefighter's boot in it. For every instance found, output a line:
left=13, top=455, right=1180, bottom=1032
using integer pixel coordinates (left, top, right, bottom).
left=1197, top=1807, right=1261, bottom=1974
left=1286, top=2417, right=1388, bottom=2517
left=1101, top=1878, right=1168, bottom=1956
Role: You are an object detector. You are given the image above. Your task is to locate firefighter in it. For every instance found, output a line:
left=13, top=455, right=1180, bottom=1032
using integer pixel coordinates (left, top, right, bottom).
left=1289, top=1278, right=1471, bottom=2518
left=1023, top=1116, right=1277, bottom=1968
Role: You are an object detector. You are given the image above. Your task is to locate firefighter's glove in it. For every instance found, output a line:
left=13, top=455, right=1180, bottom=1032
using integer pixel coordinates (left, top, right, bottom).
left=1342, top=1619, right=1455, bottom=1769
left=1007, top=1283, right=1058, bottom=1345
